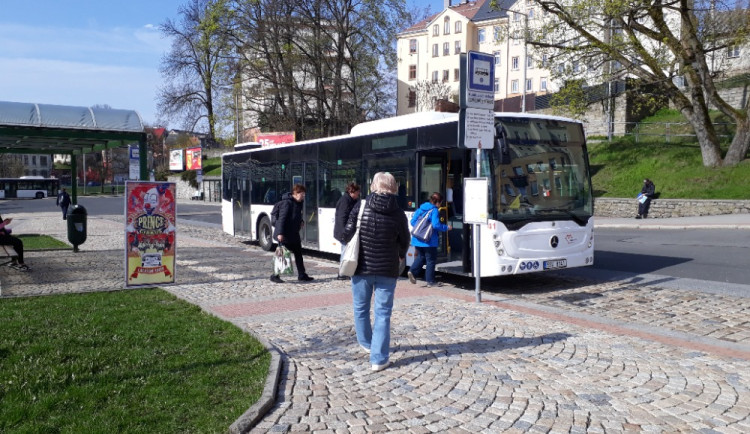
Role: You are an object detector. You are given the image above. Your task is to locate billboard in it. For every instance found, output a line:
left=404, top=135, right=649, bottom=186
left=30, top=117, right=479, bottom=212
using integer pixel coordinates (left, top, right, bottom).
left=169, top=149, right=184, bottom=171
left=257, top=131, right=295, bottom=147
left=125, top=182, right=176, bottom=287
left=186, top=147, right=202, bottom=170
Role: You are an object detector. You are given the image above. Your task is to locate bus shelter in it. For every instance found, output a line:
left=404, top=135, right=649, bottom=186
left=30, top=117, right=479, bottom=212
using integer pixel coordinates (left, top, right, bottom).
left=0, top=100, right=148, bottom=203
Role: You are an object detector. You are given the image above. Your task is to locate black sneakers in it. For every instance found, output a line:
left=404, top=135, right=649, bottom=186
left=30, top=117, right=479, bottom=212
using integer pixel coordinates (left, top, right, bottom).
left=337, top=275, right=349, bottom=280
left=270, top=275, right=284, bottom=283
left=298, top=274, right=314, bottom=282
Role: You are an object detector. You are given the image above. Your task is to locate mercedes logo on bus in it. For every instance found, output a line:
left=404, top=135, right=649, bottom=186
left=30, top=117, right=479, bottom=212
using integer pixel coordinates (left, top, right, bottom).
left=550, top=236, right=559, bottom=248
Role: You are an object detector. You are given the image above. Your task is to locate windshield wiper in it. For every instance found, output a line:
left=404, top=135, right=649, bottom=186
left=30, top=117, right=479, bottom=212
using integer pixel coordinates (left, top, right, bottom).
left=534, top=207, right=588, bottom=226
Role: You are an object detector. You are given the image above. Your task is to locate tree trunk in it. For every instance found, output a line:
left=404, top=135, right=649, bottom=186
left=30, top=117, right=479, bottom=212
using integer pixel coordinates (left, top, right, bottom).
left=723, top=116, right=750, bottom=166
left=679, top=104, right=723, bottom=168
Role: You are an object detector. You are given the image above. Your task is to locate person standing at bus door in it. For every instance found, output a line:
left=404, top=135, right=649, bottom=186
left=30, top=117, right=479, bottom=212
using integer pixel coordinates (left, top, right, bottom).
left=334, top=182, right=361, bottom=280
left=407, top=192, right=450, bottom=288
left=57, top=188, right=71, bottom=220
left=270, top=184, right=314, bottom=283
left=636, top=178, right=656, bottom=219
left=341, top=172, right=410, bottom=371
left=0, top=215, right=30, bottom=271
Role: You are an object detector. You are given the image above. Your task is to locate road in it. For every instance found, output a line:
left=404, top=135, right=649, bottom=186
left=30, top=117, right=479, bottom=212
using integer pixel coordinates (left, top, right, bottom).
left=3, top=196, right=749, bottom=294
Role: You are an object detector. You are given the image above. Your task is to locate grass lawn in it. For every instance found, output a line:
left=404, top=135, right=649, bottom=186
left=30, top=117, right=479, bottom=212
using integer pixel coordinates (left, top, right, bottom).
left=0, top=288, right=270, bottom=433
left=16, top=234, right=70, bottom=250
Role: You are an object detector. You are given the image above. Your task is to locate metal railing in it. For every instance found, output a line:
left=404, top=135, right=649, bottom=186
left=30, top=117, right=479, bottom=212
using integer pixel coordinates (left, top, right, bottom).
left=584, top=121, right=735, bottom=142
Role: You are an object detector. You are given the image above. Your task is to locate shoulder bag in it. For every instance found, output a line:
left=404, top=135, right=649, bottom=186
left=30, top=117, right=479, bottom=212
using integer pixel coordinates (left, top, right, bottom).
left=339, top=200, right=366, bottom=277
left=410, top=208, right=434, bottom=243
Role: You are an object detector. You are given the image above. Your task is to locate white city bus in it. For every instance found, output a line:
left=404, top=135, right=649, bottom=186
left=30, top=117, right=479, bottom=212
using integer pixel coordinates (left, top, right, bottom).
left=0, top=177, right=59, bottom=199
left=222, top=111, right=594, bottom=277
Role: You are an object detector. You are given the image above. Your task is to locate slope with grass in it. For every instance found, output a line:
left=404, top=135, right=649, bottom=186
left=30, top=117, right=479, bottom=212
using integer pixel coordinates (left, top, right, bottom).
left=588, top=110, right=750, bottom=199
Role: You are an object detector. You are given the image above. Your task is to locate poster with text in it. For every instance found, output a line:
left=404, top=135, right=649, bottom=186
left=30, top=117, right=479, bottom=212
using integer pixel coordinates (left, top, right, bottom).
left=125, top=181, right=176, bottom=287
left=186, top=147, right=202, bottom=170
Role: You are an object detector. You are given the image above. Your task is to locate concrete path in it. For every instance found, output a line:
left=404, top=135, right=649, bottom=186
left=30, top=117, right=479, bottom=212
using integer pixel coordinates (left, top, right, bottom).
left=2, top=210, right=750, bottom=433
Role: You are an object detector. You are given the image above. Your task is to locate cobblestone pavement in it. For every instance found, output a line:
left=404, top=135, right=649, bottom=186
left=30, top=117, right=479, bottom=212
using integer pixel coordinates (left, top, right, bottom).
left=3, top=212, right=750, bottom=433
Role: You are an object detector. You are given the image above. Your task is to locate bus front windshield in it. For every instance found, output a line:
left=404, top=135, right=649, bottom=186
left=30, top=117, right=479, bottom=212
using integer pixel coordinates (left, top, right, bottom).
left=488, top=117, right=593, bottom=226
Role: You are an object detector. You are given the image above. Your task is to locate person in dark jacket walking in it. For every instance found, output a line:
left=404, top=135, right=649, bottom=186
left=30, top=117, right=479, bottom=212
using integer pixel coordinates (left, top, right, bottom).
left=334, top=182, right=360, bottom=280
left=57, top=188, right=71, bottom=220
left=636, top=178, right=656, bottom=219
left=270, top=184, right=314, bottom=283
left=407, top=192, right=450, bottom=287
left=341, top=172, right=410, bottom=371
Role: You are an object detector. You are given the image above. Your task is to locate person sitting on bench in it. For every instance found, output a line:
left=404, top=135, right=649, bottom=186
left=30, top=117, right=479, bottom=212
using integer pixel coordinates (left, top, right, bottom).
left=0, top=215, right=30, bottom=272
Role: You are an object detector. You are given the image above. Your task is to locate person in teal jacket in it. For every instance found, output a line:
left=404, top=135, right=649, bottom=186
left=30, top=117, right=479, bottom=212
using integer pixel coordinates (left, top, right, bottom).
left=407, top=192, right=450, bottom=287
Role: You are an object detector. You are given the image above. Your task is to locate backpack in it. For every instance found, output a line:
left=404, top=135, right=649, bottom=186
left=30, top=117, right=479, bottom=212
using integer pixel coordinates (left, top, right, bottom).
left=270, top=201, right=282, bottom=225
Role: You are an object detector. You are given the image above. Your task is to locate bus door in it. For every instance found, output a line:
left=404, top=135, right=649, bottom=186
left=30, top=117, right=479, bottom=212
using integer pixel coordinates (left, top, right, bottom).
left=418, top=153, right=449, bottom=259
left=289, top=162, right=319, bottom=248
left=232, top=169, right=251, bottom=236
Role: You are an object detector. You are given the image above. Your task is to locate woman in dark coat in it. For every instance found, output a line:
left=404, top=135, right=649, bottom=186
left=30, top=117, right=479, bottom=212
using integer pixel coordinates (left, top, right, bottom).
left=334, top=182, right=360, bottom=279
left=270, top=184, right=313, bottom=283
left=342, top=172, right=410, bottom=371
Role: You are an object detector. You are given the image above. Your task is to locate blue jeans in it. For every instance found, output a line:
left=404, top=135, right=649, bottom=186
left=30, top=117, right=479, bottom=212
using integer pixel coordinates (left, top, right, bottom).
left=410, top=246, right=437, bottom=284
left=351, top=275, right=396, bottom=365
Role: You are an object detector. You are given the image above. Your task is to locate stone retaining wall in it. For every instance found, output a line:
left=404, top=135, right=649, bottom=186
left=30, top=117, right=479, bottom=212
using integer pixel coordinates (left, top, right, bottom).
left=594, top=198, right=750, bottom=218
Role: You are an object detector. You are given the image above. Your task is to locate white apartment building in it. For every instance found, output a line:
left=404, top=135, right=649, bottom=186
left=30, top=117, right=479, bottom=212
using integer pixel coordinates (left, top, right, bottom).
left=396, top=0, right=554, bottom=115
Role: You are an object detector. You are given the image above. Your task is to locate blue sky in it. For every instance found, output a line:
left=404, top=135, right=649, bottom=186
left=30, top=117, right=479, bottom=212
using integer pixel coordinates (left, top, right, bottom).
left=0, top=0, right=443, bottom=127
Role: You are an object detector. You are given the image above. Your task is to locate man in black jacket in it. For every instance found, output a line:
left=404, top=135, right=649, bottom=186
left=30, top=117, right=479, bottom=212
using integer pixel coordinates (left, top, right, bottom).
left=270, top=184, right=314, bottom=283
left=334, top=182, right=360, bottom=280
left=57, top=188, right=71, bottom=220
left=636, top=178, right=656, bottom=219
left=341, top=172, right=410, bottom=371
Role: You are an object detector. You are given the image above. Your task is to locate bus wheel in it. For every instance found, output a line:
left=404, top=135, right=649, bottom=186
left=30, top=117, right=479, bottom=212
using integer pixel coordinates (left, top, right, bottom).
left=258, top=216, right=275, bottom=251
left=35, top=192, right=44, bottom=199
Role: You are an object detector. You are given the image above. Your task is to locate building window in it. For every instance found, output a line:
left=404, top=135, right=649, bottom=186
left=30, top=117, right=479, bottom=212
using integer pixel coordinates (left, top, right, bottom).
left=728, top=45, right=740, bottom=58
left=443, top=42, right=450, bottom=56
left=409, top=65, right=417, bottom=80
left=433, top=24, right=439, bottom=36
left=432, top=44, right=439, bottom=57
left=542, top=54, right=548, bottom=67
left=408, top=90, right=416, bottom=107
left=527, top=56, right=534, bottom=69
left=40, top=156, right=48, bottom=166
left=494, top=51, right=501, bottom=65
left=432, top=71, right=439, bottom=82
left=478, top=28, right=485, bottom=43
left=514, top=12, right=521, bottom=22
left=443, top=70, right=449, bottom=82
left=541, top=77, right=547, bottom=91
left=32, top=156, right=36, bottom=165
left=455, top=21, right=462, bottom=33
left=494, top=78, right=500, bottom=92
left=573, top=60, right=580, bottom=73
left=494, top=26, right=501, bottom=42
left=409, top=39, right=417, bottom=54
left=528, top=8, right=534, bottom=19
left=526, top=79, right=533, bottom=91
left=454, top=68, right=460, bottom=81
left=24, top=155, right=29, bottom=164
left=444, top=17, right=450, bottom=35
left=512, top=56, right=519, bottom=70
left=455, top=40, right=461, bottom=54
left=511, top=79, right=519, bottom=93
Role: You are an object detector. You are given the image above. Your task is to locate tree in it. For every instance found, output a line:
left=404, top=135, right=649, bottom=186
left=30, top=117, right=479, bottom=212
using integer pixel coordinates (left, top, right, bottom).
left=158, top=0, right=234, bottom=141
left=525, top=0, right=750, bottom=167
left=411, top=80, right=454, bottom=112
left=229, top=0, right=412, bottom=140
left=0, top=155, right=24, bottom=178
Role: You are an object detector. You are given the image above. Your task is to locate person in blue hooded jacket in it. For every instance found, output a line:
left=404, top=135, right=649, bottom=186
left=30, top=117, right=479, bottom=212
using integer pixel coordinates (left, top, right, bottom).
left=407, top=192, right=450, bottom=287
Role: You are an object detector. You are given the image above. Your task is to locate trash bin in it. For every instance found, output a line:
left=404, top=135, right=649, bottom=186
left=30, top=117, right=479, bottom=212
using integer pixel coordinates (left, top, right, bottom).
left=67, top=205, right=87, bottom=252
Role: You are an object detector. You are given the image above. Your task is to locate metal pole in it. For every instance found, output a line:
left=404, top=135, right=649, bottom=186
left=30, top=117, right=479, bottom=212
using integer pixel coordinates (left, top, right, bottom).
left=474, top=149, right=481, bottom=303
left=522, top=15, right=527, bottom=113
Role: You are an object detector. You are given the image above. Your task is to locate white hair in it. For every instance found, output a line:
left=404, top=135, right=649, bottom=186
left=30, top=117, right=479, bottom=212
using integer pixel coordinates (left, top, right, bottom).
left=370, top=172, right=397, bottom=194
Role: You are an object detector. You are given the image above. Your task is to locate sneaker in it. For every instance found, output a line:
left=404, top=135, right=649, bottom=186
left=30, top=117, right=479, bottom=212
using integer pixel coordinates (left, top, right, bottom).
left=425, top=282, right=443, bottom=288
left=407, top=271, right=416, bottom=284
left=337, top=275, right=349, bottom=280
left=371, top=361, right=390, bottom=372
left=635, top=215, right=642, bottom=219
left=11, top=263, right=30, bottom=272
left=298, top=274, right=314, bottom=282
left=270, top=275, right=284, bottom=283
left=359, top=344, right=371, bottom=354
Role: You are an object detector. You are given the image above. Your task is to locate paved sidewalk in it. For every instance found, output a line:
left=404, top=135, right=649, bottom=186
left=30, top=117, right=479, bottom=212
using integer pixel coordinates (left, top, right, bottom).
left=2, top=212, right=750, bottom=433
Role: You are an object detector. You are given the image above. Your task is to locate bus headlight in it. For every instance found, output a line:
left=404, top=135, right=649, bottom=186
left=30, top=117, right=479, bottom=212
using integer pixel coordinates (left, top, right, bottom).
left=493, top=235, right=505, bottom=256
left=588, top=231, right=594, bottom=248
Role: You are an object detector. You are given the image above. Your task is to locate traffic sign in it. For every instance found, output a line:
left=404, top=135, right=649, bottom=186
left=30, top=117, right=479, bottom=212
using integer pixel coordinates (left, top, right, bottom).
left=466, top=51, right=495, bottom=110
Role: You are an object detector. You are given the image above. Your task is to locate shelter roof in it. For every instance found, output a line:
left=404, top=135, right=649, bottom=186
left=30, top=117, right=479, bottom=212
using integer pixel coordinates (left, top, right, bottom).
left=0, top=100, right=145, bottom=155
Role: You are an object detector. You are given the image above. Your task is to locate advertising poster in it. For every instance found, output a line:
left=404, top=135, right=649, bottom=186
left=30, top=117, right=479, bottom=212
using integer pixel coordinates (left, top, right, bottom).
left=125, top=182, right=176, bottom=287
left=186, top=147, right=202, bottom=170
left=169, top=149, right=184, bottom=171
left=256, top=131, right=295, bottom=147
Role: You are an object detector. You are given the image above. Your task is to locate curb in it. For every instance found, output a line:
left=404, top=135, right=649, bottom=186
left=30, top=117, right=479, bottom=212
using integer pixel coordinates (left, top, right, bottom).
left=229, top=337, right=282, bottom=434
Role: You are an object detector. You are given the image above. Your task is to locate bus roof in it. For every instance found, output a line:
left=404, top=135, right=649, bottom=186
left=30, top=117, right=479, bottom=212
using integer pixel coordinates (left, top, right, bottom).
left=224, top=111, right=583, bottom=156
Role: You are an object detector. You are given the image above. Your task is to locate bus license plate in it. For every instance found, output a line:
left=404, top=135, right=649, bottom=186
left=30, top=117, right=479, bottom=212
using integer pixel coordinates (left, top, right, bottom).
left=544, top=259, right=567, bottom=270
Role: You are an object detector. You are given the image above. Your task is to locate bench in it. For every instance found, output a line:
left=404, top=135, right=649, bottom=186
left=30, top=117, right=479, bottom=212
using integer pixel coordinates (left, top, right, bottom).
left=0, top=244, right=18, bottom=267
